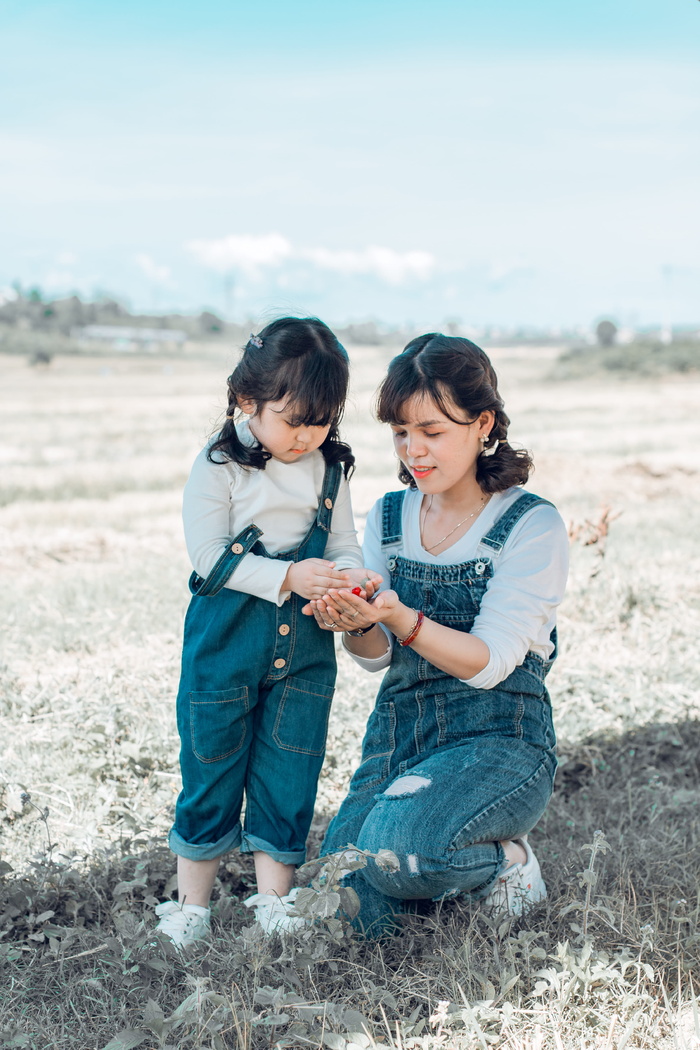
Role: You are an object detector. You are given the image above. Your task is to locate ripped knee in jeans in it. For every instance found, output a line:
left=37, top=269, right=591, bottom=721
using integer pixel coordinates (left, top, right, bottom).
left=382, top=774, right=432, bottom=798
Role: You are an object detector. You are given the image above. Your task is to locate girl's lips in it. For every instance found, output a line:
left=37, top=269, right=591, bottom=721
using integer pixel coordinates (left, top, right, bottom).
left=412, top=466, right=434, bottom=477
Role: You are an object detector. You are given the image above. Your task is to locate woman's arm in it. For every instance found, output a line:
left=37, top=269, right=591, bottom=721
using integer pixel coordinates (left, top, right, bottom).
left=322, top=587, right=490, bottom=679
left=317, top=501, right=568, bottom=684
left=312, top=495, right=488, bottom=677
left=465, top=503, right=568, bottom=687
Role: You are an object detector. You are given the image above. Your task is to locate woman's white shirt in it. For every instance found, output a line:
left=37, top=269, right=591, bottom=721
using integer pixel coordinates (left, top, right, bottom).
left=345, top=486, right=569, bottom=689
left=182, top=421, right=364, bottom=606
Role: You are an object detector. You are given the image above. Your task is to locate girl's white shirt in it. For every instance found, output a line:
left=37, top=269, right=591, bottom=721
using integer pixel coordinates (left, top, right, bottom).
left=344, top=485, right=569, bottom=690
left=183, top=420, right=364, bottom=606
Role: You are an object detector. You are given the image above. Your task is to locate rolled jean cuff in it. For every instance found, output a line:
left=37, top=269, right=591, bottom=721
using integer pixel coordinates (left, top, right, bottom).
left=168, top=823, right=241, bottom=861
left=240, top=832, right=306, bottom=866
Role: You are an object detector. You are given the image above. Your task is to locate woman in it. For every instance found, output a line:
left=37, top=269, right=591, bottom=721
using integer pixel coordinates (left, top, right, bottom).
left=307, top=333, right=569, bottom=934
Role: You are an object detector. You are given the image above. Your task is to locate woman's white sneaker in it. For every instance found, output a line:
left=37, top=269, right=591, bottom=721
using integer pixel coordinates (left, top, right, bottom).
left=154, top=901, right=211, bottom=947
left=243, top=887, right=307, bottom=934
left=482, top=838, right=547, bottom=917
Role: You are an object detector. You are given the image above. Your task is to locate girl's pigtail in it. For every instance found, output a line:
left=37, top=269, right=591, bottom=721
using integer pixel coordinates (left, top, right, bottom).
left=320, top=429, right=355, bottom=478
left=207, top=383, right=271, bottom=469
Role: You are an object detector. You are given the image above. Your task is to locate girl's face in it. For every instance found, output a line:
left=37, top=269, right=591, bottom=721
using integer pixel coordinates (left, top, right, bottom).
left=240, top=398, right=331, bottom=463
left=390, top=395, right=494, bottom=497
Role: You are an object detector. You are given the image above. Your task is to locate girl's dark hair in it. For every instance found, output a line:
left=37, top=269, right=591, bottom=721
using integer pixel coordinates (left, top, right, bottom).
left=376, top=333, right=533, bottom=493
left=208, top=316, right=354, bottom=476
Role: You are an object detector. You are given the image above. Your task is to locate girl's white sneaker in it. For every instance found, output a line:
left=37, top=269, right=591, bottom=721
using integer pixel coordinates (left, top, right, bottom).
left=481, top=838, right=547, bottom=917
left=154, top=901, right=211, bottom=947
left=243, top=887, right=307, bottom=935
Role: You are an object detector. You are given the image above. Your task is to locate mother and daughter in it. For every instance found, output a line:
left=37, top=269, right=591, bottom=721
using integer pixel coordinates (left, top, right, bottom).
left=155, top=316, right=568, bottom=946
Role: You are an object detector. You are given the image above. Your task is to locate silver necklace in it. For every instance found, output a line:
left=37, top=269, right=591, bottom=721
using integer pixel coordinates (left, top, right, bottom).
left=420, top=493, right=491, bottom=552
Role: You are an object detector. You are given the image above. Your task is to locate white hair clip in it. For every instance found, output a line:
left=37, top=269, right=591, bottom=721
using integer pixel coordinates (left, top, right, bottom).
left=249, top=333, right=263, bottom=348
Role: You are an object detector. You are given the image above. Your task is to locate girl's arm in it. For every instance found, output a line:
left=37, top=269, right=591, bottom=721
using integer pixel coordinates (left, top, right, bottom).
left=182, top=449, right=303, bottom=605
left=322, top=474, right=365, bottom=571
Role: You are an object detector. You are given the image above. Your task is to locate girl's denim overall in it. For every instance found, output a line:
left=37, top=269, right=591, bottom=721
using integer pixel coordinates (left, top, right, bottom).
left=169, top=462, right=342, bottom=866
left=322, top=489, right=558, bottom=932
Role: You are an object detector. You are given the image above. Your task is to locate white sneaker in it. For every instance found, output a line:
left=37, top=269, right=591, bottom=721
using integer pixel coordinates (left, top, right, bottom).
left=154, top=901, right=211, bottom=947
left=481, top=838, right=547, bottom=918
left=243, top=887, right=308, bottom=935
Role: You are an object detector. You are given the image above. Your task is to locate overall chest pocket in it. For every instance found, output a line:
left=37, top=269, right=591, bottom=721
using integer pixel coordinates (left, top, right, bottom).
left=418, top=566, right=491, bottom=629
left=273, top=676, right=334, bottom=756
left=189, top=685, right=250, bottom=763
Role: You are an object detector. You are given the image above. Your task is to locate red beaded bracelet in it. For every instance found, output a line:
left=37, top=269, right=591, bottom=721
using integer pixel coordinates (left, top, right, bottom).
left=399, top=610, right=425, bottom=647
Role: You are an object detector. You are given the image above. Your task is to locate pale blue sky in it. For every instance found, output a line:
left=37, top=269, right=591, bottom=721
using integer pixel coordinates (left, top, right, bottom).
left=2, top=1, right=698, bottom=327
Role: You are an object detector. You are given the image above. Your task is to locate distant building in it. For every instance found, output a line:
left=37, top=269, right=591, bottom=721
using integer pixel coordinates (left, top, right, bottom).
left=71, top=325, right=187, bottom=350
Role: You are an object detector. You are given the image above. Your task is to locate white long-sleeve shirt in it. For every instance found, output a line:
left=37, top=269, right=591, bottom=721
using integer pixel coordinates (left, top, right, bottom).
left=182, top=421, right=364, bottom=606
left=344, top=486, right=569, bottom=689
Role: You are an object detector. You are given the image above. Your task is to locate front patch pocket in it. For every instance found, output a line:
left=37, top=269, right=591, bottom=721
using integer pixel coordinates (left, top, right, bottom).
left=273, top=676, right=334, bottom=756
left=190, top=685, right=250, bottom=763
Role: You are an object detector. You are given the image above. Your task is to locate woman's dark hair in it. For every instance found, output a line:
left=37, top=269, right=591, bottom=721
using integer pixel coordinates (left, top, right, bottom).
left=208, top=316, right=354, bottom=476
left=376, top=333, right=533, bottom=493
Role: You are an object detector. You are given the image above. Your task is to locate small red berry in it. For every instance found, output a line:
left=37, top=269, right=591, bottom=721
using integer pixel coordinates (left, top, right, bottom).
left=352, top=587, right=362, bottom=596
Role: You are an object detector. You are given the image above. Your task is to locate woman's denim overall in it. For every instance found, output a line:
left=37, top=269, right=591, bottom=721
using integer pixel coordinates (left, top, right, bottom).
left=169, top=462, right=342, bottom=866
left=323, top=489, right=558, bottom=932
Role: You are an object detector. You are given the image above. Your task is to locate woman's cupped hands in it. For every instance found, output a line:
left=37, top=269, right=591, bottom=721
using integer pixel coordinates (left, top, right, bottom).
left=302, top=569, right=399, bottom=633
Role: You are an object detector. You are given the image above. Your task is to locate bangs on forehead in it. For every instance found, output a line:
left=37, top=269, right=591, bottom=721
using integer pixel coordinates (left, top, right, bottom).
left=383, top=382, right=474, bottom=427
left=277, top=386, right=342, bottom=429
left=266, top=352, right=346, bottom=428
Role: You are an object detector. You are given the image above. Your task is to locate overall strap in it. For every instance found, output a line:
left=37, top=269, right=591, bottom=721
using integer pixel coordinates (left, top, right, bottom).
left=314, top=461, right=343, bottom=533
left=380, top=490, right=405, bottom=548
left=478, top=491, right=554, bottom=555
left=190, top=522, right=263, bottom=596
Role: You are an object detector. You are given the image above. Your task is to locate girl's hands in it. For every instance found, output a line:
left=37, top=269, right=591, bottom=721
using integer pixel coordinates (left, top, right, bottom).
left=283, top=559, right=353, bottom=601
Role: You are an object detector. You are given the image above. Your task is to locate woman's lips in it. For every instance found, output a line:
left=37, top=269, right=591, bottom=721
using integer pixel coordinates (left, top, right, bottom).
left=411, top=465, right=434, bottom=478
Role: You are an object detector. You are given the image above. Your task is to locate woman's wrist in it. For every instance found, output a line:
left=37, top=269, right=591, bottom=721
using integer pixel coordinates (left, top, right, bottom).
left=397, top=610, right=425, bottom=647
left=384, top=603, right=422, bottom=642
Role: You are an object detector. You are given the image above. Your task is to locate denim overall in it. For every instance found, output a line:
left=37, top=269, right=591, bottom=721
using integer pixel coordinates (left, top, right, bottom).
left=323, top=489, right=558, bottom=932
left=169, top=462, right=342, bottom=866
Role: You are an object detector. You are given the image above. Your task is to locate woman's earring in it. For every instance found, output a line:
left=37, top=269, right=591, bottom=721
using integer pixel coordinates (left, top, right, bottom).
left=480, top=436, right=499, bottom=457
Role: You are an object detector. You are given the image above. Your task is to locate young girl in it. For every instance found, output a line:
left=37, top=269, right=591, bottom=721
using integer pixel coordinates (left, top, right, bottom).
left=308, top=333, right=569, bottom=934
left=156, top=317, right=379, bottom=946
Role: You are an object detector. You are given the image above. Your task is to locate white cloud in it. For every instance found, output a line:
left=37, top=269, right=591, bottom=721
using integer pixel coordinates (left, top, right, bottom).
left=135, top=253, right=171, bottom=283
left=186, top=234, right=435, bottom=285
left=186, top=233, right=292, bottom=274
left=301, top=246, right=435, bottom=285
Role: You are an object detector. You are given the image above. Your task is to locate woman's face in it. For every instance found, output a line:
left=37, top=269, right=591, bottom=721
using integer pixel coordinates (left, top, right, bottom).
left=390, top=394, right=493, bottom=497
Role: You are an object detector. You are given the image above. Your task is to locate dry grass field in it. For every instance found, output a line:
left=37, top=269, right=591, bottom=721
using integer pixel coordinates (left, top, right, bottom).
left=1, top=343, right=699, bottom=1049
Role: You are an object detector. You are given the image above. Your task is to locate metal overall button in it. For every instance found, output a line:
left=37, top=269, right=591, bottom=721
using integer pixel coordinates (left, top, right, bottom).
left=387, top=556, right=397, bottom=571
left=474, top=561, right=486, bottom=575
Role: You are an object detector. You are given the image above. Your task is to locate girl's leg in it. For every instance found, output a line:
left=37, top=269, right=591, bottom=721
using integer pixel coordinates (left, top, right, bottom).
left=177, top=855, right=221, bottom=907
left=253, top=851, right=295, bottom=896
